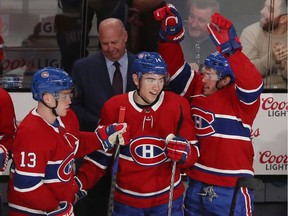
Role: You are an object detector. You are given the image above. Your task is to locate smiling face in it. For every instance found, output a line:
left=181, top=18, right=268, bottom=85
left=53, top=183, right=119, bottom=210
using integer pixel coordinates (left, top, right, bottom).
left=99, top=18, right=128, bottom=62
left=200, top=66, right=231, bottom=96
left=187, top=6, right=213, bottom=40
left=200, top=66, right=219, bottom=96
left=186, top=0, right=220, bottom=41
left=133, top=73, right=165, bottom=105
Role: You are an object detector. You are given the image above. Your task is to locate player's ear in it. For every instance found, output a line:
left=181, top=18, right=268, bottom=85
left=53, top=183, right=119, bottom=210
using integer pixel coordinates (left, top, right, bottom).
left=132, top=74, right=140, bottom=88
left=42, top=93, right=53, bottom=104
left=221, top=76, right=231, bottom=86
left=42, top=93, right=49, bottom=103
left=217, top=76, right=231, bottom=89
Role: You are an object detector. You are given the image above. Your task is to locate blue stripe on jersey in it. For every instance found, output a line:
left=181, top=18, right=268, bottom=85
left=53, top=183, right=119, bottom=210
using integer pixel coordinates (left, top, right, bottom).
left=86, top=150, right=112, bottom=167
left=116, top=176, right=182, bottom=198
left=170, top=63, right=192, bottom=95
left=121, top=145, right=132, bottom=157
left=193, top=110, right=250, bottom=139
left=44, top=163, right=60, bottom=180
left=193, top=163, right=254, bottom=177
left=212, top=116, right=250, bottom=138
left=236, top=82, right=263, bottom=104
left=14, top=170, right=42, bottom=190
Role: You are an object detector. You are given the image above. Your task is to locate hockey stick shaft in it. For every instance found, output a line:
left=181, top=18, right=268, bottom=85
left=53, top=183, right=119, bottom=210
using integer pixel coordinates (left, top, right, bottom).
left=108, top=106, right=126, bottom=216
left=168, top=105, right=183, bottom=216
left=0, top=192, right=3, bottom=216
left=168, top=161, right=176, bottom=216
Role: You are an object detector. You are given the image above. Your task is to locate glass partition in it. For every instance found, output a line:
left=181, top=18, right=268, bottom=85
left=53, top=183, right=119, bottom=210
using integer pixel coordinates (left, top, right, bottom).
left=170, top=0, right=287, bottom=90
left=0, top=0, right=98, bottom=90
left=0, top=0, right=287, bottom=91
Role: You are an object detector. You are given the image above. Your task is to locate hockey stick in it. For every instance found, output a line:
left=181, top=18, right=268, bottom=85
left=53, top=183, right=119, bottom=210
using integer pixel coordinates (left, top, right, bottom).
left=229, top=177, right=263, bottom=216
left=168, top=105, right=183, bottom=216
left=168, top=162, right=176, bottom=216
left=0, top=192, right=3, bottom=216
left=107, top=106, right=126, bottom=216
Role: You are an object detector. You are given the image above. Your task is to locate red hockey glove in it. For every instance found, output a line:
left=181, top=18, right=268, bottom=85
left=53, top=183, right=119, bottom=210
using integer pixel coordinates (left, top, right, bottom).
left=165, top=134, right=191, bottom=163
left=73, top=176, right=87, bottom=204
left=95, top=123, right=130, bottom=152
left=0, top=144, right=8, bottom=172
left=207, top=13, right=242, bottom=56
left=154, top=4, right=184, bottom=43
left=47, top=201, right=74, bottom=216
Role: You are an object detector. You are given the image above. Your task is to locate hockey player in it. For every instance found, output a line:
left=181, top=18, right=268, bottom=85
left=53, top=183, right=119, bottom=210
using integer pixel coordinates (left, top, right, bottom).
left=154, top=4, right=264, bottom=216
left=0, top=37, right=17, bottom=214
left=7, top=67, right=129, bottom=216
left=0, top=87, right=16, bottom=215
left=75, top=52, right=200, bottom=215
left=0, top=87, right=16, bottom=172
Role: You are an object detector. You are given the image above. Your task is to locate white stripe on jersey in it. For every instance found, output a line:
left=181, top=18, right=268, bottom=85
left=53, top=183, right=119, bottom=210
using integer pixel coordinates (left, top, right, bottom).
left=194, top=163, right=254, bottom=176
left=116, top=176, right=182, bottom=197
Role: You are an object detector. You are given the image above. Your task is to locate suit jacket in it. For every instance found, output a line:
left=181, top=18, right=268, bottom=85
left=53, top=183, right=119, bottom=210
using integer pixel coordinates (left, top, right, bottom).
left=71, top=51, right=136, bottom=131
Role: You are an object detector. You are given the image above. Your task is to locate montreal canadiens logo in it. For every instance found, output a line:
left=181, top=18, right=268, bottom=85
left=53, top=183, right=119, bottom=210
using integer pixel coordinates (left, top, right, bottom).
left=130, top=137, right=167, bottom=166
left=192, top=107, right=215, bottom=136
left=137, top=53, right=145, bottom=59
left=41, top=71, right=49, bottom=78
left=57, top=152, right=75, bottom=182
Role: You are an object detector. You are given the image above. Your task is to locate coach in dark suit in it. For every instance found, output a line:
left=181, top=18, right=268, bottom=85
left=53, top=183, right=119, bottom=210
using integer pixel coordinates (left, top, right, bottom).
left=71, top=18, right=136, bottom=216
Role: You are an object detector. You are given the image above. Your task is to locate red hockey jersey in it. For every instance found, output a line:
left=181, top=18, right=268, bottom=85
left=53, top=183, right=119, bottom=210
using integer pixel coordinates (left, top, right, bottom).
left=0, top=88, right=16, bottom=152
left=77, top=90, right=200, bottom=208
left=159, top=42, right=264, bottom=187
left=8, top=108, right=103, bottom=215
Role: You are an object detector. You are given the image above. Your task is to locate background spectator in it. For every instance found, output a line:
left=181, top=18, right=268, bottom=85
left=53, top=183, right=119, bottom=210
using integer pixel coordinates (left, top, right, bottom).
left=240, top=0, right=287, bottom=89
left=181, top=0, right=220, bottom=71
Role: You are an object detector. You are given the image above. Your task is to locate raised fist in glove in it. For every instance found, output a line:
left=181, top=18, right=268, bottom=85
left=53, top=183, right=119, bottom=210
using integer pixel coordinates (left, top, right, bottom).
left=0, top=144, right=8, bottom=172
left=154, top=4, right=184, bottom=43
left=47, top=201, right=74, bottom=216
left=96, top=123, right=130, bottom=152
left=207, top=12, right=242, bottom=56
left=165, top=134, right=191, bottom=163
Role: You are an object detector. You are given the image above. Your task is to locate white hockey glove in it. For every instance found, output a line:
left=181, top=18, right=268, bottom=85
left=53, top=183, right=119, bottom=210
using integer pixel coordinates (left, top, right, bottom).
left=95, top=123, right=130, bottom=152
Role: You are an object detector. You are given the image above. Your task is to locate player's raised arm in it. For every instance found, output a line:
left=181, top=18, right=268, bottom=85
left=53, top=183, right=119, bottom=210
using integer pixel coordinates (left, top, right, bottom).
left=154, top=4, right=198, bottom=98
left=207, top=12, right=263, bottom=108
